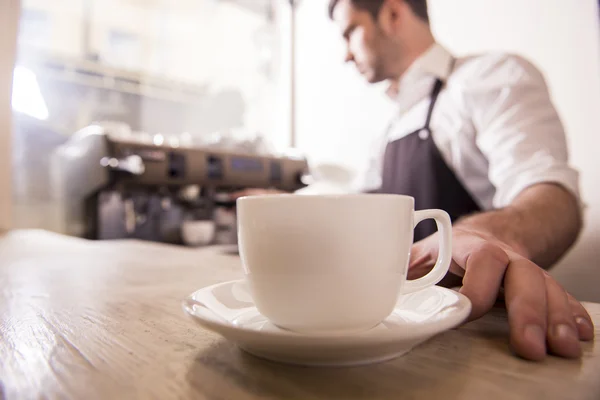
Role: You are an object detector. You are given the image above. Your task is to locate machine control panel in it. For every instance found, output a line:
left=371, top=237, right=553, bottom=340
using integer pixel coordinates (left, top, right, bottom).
left=106, top=138, right=308, bottom=191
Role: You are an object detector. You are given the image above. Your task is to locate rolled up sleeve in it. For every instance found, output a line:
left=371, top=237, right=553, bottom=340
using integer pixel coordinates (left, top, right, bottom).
left=468, top=56, right=581, bottom=208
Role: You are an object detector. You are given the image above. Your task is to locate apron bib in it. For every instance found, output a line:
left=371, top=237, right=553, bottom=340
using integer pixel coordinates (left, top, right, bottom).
left=379, top=70, right=481, bottom=242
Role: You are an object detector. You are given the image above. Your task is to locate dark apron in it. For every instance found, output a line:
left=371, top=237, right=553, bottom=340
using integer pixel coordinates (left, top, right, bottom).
left=379, top=71, right=482, bottom=242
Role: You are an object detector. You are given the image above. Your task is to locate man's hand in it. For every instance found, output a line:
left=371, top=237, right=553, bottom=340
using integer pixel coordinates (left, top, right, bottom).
left=228, top=188, right=287, bottom=199
left=409, top=227, right=595, bottom=361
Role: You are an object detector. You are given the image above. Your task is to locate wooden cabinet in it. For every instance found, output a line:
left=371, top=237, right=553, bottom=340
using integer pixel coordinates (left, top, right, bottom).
left=0, top=0, right=20, bottom=231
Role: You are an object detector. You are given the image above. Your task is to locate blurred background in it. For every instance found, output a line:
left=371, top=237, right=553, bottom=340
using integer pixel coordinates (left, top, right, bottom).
left=1, top=0, right=599, bottom=300
left=10, top=0, right=290, bottom=230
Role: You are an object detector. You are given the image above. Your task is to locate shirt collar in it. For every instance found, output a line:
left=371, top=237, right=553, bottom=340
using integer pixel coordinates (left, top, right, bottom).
left=385, top=43, right=454, bottom=99
left=411, top=42, right=455, bottom=80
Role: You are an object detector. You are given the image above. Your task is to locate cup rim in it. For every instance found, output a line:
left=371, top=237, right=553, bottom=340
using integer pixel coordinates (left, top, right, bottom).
left=236, top=193, right=415, bottom=203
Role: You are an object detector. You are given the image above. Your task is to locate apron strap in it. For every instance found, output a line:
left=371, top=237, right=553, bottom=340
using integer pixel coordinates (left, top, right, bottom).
left=422, top=57, right=457, bottom=133
left=422, top=79, right=444, bottom=132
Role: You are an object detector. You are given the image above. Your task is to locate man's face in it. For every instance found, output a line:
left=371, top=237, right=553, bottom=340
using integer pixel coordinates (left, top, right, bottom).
left=332, top=0, right=394, bottom=84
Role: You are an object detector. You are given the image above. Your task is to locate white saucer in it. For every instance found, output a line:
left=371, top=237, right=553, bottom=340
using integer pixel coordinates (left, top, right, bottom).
left=182, top=280, right=471, bottom=367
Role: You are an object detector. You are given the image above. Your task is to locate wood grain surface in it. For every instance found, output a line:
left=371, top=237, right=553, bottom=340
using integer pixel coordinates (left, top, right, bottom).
left=0, top=230, right=598, bottom=400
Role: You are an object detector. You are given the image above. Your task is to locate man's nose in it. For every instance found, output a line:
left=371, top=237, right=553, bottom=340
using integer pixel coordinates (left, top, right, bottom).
left=344, top=50, right=354, bottom=64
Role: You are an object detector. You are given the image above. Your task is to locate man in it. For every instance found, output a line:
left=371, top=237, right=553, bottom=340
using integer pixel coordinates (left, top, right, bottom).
left=235, top=0, right=594, bottom=361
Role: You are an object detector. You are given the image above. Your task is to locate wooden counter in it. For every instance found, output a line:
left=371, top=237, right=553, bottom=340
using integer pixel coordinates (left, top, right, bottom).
left=0, top=230, right=598, bottom=400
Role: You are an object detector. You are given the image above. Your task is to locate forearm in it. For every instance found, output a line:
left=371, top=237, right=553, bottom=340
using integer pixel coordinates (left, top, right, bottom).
left=455, top=183, right=582, bottom=269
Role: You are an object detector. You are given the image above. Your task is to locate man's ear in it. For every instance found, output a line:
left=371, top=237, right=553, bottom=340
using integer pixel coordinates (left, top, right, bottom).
left=378, top=0, right=404, bottom=34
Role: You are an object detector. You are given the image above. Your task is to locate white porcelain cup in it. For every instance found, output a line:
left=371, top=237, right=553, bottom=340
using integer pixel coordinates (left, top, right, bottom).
left=236, top=194, right=452, bottom=334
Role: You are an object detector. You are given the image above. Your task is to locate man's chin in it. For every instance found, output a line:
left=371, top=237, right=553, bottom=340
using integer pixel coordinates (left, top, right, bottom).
left=356, top=68, right=384, bottom=84
left=364, top=74, right=384, bottom=84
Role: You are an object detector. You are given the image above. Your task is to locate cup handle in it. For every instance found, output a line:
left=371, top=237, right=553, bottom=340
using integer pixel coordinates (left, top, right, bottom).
left=401, top=209, right=453, bottom=294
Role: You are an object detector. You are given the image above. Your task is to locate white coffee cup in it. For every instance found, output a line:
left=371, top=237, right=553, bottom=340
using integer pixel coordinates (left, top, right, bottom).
left=236, top=194, right=452, bottom=334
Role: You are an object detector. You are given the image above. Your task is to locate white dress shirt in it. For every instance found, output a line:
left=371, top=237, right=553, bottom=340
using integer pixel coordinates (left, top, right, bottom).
left=353, top=43, right=581, bottom=210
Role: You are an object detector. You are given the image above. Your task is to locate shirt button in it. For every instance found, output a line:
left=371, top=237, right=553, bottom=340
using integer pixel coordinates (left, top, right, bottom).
left=419, top=129, right=430, bottom=140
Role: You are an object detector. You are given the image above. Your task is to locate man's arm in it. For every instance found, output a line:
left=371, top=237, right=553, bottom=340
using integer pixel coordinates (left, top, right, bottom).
left=455, top=183, right=582, bottom=269
left=410, top=183, right=593, bottom=361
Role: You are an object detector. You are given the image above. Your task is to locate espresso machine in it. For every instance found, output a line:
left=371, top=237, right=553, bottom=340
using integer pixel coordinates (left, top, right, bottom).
left=50, top=125, right=308, bottom=245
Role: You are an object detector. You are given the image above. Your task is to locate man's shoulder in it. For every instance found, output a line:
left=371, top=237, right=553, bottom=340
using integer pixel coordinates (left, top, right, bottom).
left=451, top=51, right=547, bottom=91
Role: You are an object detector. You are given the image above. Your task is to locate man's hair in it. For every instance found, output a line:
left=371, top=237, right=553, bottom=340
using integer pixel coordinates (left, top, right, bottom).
left=328, top=0, right=429, bottom=23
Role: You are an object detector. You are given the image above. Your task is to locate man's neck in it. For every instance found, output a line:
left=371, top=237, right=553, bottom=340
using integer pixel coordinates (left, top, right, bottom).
left=385, top=28, right=435, bottom=99
left=393, top=27, right=436, bottom=81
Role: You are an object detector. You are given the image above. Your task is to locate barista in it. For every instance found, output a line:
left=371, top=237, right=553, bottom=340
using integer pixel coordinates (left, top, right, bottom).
left=233, top=0, right=594, bottom=361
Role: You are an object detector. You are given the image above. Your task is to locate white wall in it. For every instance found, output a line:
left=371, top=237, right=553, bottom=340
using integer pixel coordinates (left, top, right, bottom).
left=295, top=0, right=396, bottom=172
left=295, top=0, right=600, bottom=301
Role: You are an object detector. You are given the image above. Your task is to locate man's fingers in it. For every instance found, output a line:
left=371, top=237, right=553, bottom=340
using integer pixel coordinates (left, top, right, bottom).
left=407, top=264, right=429, bottom=280
left=544, top=274, right=581, bottom=358
left=504, top=259, right=548, bottom=361
left=458, top=242, right=508, bottom=320
left=228, top=188, right=286, bottom=200
left=566, top=292, right=595, bottom=341
left=228, top=189, right=263, bottom=199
